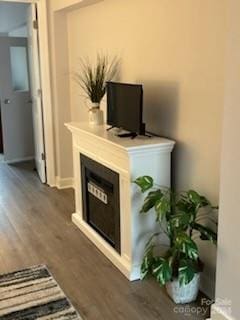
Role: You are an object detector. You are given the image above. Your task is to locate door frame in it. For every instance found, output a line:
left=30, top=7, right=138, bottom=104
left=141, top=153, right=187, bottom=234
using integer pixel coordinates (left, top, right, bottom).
left=0, top=0, right=55, bottom=186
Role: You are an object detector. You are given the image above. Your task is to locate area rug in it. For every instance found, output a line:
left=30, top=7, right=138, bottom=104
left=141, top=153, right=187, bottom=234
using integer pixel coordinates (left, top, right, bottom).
left=0, top=265, right=82, bottom=319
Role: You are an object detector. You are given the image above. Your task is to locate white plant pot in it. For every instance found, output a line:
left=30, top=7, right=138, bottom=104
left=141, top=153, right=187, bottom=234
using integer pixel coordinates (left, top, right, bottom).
left=166, top=273, right=200, bottom=304
left=88, top=103, right=104, bottom=126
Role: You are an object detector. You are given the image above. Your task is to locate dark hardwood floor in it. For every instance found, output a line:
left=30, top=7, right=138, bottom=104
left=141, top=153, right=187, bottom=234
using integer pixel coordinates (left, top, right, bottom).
left=0, top=162, right=209, bottom=320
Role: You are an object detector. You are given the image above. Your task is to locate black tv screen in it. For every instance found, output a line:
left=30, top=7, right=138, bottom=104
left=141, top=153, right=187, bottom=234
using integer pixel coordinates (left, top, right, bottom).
left=107, top=82, right=144, bottom=134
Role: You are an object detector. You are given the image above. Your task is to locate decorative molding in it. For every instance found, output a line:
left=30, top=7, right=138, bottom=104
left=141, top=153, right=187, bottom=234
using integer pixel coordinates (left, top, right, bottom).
left=56, top=176, right=74, bottom=189
left=211, top=303, right=236, bottom=320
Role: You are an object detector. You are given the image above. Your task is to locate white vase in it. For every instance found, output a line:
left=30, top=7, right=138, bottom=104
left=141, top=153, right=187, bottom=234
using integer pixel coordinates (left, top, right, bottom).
left=166, top=273, right=200, bottom=304
left=88, top=103, right=104, bottom=126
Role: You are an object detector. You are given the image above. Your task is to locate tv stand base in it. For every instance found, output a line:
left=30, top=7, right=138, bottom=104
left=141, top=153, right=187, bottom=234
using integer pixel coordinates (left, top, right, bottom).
left=117, top=132, right=138, bottom=139
left=117, top=132, right=152, bottom=139
left=107, top=125, right=116, bottom=131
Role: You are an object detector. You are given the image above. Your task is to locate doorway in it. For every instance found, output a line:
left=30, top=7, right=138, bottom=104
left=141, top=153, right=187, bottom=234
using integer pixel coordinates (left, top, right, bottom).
left=0, top=1, right=46, bottom=182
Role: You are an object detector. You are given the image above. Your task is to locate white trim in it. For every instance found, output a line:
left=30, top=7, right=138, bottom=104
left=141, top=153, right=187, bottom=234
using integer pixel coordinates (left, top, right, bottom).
left=0, top=0, right=56, bottom=187
left=36, top=0, right=55, bottom=187
left=56, top=176, right=74, bottom=189
left=72, top=213, right=134, bottom=280
left=5, top=156, right=34, bottom=164
left=211, top=303, right=236, bottom=320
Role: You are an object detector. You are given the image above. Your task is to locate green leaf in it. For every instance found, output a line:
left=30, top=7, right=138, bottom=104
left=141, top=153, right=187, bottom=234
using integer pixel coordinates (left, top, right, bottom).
left=178, top=259, right=196, bottom=286
left=176, top=199, right=189, bottom=212
left=134, top=176, right=154, bottom=193
left=141, top=244, right=154, bottom=279
left=152, top=258, right=172, bottom=286
left=187, top=190, right=201, bottom=205
left=193, top=223, right=217, bottom=244
left=140, top=190, right=163, bottom=213
left=200, top=196, right=211, bottom=207
left=175, top=233, right=199, bottom=260
left=186, top=190, right=211, bottom=208
left=155, top=196, right=170, bottom=222
left=176, top=198, right=195, bottom=215
left=170, top=213, right=192, bottom=229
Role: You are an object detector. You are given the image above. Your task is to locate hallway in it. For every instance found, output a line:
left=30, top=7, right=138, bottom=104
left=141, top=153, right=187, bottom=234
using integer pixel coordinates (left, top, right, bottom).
left=0, top=162, right=208, bottom=320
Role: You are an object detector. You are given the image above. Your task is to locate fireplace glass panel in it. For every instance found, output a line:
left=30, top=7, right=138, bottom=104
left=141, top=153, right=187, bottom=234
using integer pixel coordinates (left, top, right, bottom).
left=80, top=154, right=121, bottom=253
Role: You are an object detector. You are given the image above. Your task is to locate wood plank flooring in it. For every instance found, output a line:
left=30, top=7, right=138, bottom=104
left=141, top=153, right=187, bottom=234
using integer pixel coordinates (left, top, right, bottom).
left=0, top=162, right=209, bottom=320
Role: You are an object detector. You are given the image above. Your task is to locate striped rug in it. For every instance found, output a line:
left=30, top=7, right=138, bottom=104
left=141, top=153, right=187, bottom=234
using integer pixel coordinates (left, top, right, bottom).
left=0, top=265, right=82, bottom=319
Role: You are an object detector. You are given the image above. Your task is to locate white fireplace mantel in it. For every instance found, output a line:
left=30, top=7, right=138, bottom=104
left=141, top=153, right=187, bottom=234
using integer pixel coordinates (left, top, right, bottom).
left=66, top=122, right=175, bottom=281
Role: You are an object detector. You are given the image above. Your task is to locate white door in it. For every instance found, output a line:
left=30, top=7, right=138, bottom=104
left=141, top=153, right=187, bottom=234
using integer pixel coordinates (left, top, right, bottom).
left=27, top=3, right=46, bottom=183
left=0, top=37, right=34, bottom=163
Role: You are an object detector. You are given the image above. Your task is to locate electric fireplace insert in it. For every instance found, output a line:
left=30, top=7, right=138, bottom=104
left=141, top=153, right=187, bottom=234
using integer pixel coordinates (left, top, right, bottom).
left=80, top=154, right=121, bottom=253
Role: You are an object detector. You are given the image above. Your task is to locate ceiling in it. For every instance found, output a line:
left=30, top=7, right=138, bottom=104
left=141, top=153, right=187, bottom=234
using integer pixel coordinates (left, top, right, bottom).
left=0, top=2, right=29, bottom=34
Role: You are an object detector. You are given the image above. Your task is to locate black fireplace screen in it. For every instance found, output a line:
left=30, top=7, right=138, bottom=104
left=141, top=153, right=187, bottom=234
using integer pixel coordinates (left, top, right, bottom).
left=80, top=154, right=121, bottom=253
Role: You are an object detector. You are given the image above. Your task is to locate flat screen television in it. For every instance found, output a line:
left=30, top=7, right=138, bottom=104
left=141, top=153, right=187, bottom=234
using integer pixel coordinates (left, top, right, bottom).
left=107, top=82, right=145, bottom=136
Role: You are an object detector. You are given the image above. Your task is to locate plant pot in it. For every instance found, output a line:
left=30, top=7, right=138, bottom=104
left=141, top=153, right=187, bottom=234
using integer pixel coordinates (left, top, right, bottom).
left=166, top=273, right=200, bottom=304
left=88, top=103, right=104, bottom=126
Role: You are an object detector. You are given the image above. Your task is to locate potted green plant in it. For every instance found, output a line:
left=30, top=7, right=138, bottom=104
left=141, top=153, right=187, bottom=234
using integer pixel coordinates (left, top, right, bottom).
left=134, top=176, right=217, bottom=304
left=74, top=54, right=118, bottom=125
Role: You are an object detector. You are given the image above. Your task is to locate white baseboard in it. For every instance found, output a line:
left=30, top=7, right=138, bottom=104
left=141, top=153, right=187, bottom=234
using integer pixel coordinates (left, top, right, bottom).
left=211, top=303, right=236, bottom=320
left=5, top=156, right=34, bottom=164
left=55, top=176, right=74, bottom=189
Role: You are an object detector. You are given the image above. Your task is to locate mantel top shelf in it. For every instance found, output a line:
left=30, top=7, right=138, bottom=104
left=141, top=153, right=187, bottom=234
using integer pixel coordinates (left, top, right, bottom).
left=65, top=122, right=175, bottom=152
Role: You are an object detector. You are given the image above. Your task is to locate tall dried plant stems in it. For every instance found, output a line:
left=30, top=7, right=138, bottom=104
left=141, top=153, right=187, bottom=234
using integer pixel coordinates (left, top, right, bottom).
left=74, top=54, right=119, bottom=104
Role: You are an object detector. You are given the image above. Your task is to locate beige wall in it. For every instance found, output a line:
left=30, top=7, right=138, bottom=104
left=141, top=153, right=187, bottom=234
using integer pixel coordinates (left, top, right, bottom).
left=67, top=0, right=227, bottom=203
left=212, top=0, right=240, bottom=319
left=66, top=0, right=228, bottom=296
